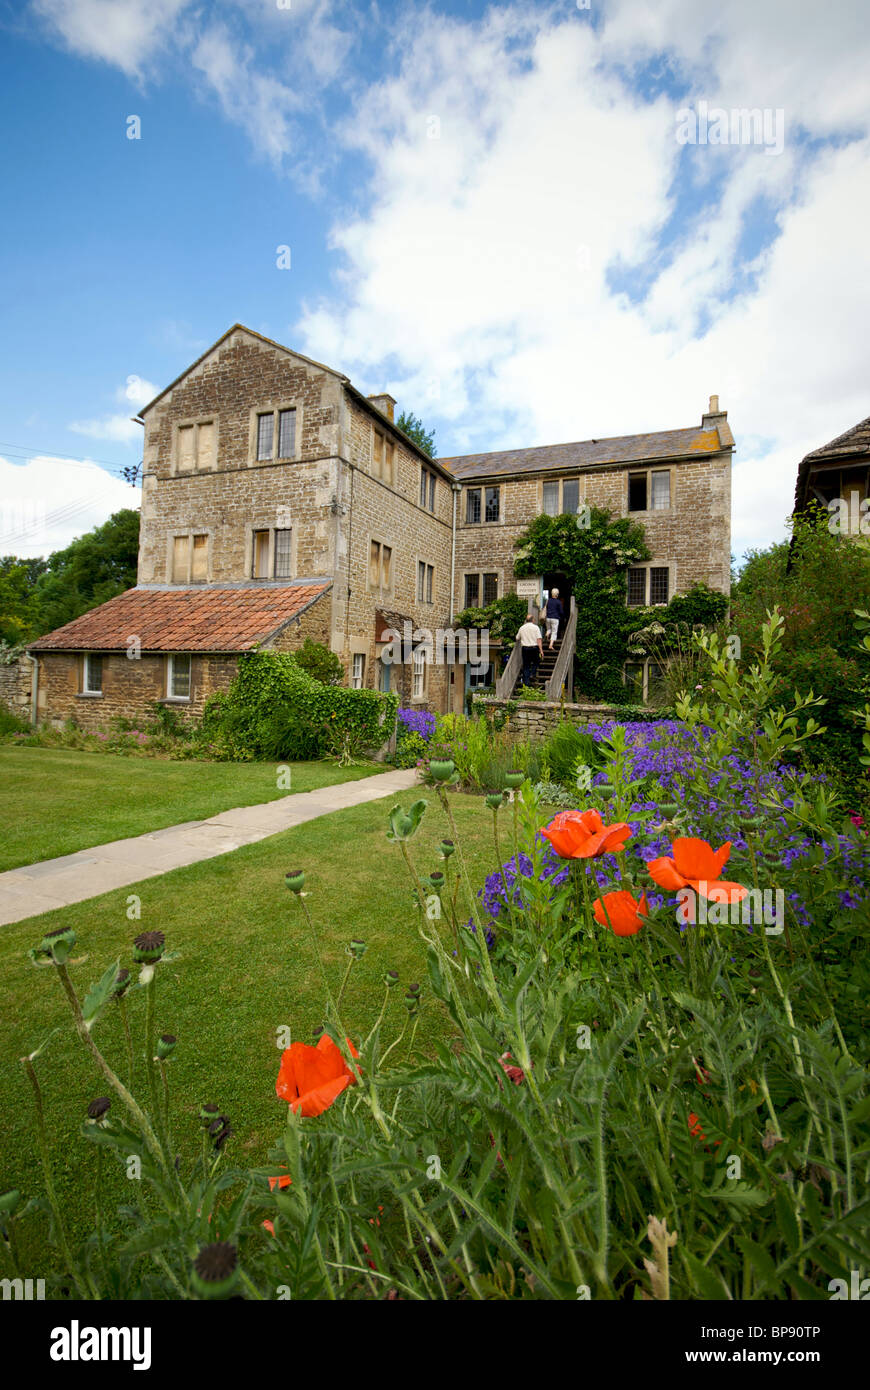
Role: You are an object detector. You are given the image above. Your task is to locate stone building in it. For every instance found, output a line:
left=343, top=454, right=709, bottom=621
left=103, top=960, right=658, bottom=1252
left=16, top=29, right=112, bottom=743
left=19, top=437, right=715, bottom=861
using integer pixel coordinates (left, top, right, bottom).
left=27, top=325, right=734, bottom=723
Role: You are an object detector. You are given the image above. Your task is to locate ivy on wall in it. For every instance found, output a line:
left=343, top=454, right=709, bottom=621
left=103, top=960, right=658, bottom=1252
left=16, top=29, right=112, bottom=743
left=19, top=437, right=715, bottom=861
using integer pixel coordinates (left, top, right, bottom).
left=203, top=651, right=399, bottom=760
left=513, top=510, right=650, bottom=702
left=512, top=512, right=730, bottom=702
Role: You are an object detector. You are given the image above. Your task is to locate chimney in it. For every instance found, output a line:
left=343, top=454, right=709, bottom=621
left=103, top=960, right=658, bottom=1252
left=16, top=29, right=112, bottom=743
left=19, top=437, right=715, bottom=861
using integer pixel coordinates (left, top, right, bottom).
left=367, top=392, right=396, bottom=423
left=702, top=394, right=726, bottom=428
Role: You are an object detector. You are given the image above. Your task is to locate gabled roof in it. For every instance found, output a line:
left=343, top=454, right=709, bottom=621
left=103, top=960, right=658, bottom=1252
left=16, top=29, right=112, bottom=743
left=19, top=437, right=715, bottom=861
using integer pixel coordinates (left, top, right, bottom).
left=137, top=324, right=344, bottom=417
left=28, top=582, right=332, bottom=654
left=793, top=413, right=870, bottom=513
left=802, top=415, right=870, bottom=464
left=440, top=424, right=730, bottom=481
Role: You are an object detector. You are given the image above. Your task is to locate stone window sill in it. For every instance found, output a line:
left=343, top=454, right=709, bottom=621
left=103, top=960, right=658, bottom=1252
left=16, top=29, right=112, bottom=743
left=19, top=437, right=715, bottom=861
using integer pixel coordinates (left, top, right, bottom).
left=161, top=697, right=191, bottom=705
left=77, top=691, right=103, bottom=699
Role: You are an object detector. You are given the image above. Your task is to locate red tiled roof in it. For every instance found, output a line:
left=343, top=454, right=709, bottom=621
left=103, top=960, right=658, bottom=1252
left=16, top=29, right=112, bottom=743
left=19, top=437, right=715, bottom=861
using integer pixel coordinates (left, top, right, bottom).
left=28, top=583, right=332, bottom=653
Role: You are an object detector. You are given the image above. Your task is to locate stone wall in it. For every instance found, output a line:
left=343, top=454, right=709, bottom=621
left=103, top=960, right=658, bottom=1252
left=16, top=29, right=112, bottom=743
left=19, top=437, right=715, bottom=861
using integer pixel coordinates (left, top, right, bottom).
left=34, top=651, right=241, bottom=730
left=0, top=656, right=33, bottom=720
left=453, top=448, right=732, bottom=607
left=474, top=696, right=627, bottom=739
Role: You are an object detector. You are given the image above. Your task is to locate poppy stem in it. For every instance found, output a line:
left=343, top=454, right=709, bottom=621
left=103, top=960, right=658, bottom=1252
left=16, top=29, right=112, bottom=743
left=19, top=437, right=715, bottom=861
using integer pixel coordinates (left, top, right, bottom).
left=21, top=1054, right=92, bottom=1301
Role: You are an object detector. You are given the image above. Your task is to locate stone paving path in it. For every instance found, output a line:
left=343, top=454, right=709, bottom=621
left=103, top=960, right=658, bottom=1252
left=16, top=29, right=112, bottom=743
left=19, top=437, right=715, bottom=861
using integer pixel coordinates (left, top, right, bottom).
left=0, top=768, right=418, bottom=927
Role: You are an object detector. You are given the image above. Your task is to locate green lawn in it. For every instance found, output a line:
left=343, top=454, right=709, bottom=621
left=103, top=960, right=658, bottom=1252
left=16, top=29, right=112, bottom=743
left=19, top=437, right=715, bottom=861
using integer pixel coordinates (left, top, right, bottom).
left=0, top=747, right=383, bottom=870
left=0, top=786, right=510, bottom=1272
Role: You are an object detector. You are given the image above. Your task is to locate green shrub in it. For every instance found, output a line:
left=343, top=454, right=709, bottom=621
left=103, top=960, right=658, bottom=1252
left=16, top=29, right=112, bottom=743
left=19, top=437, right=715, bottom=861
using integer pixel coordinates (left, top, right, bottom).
left=290, top=638, right=343, bottom=686
left=207, top=652, right=398, bottom=761
left=540, top=721, right=599, bottom=786
left=0, top=701, right=28, bottom=737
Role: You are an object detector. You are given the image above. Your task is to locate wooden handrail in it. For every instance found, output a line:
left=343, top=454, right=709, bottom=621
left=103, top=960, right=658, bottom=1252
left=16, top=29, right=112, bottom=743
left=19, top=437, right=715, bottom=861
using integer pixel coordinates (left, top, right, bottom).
left=545, top=596, right=577, bottom=702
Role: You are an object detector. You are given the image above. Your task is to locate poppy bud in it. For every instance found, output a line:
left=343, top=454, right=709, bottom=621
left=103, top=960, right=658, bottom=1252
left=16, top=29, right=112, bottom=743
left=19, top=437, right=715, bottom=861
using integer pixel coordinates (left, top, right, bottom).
left=438, top=839, right=455, bottom=859
left=133, top=930, right=165, bottom=963
left=284, top=869, right=306, bottom=894
left=37, top=925, right=77, bottom=964
left=384, top=970, right=399, bottom=988
left=191, top=1242, right=239, bottom=1300
left=428, top=759, right=456, bottom=783
left=87, top=1097, right=111, bottom=1123
left=200, top=1102, right=220, bottom=1125
left=658, top=802, right=680, bottom=816
left=428, top=871, right=444, bottom=890
left=157, top=1034, right=177, bottom=1060
left=347, top=939, right=367, bottom=960
left=113, top=967, right=131, bottom=998
left=407, top=982, right=421, bottom=996
left=485, top=793, right=504, bottom=811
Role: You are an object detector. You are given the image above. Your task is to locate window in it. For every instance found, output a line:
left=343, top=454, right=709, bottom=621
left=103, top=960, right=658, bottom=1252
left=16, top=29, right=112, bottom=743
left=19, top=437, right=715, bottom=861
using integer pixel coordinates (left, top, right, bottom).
left=627, top=566, right=670, bottom=607
left=178, top=425, right=195, bottom=473
left=412, top=649, right=426, bottom=699
left=82, top=653, right=103, bottom=694
left=468, top=663, right=493, bottom=689
left=623, top=662, right=644, bottom=698
left=466, top=488, right=481, bottom=524
left=421, top=467, right=437, bottom=512
left=351, top=653, right=365, bottom=689
left=253, top=530, right=270, bottom=579
left=378, top=659, right=391, bottom=693
left=542, top=478, right=580, bottom=516
left=373, top=431, right=384, bottom=479
left=629, top=469, right=671, bottom=512
left=628, top=473, right=647, bottom=511
left=627, top=567, right=647, bottom=606
left=623, top=658, right=667, bottom=703
left=464, top=572, right=497, bottom=608
left=257, top=412, right=274, bottom=461
left=274, top=528, right=292, bottom=578
left=649, top=566, right=669, bottom=604
left=176, top=421, right=216, bottom=473
left=191, top=533, right=208, bottom=582
left=278, top=410, right=296, bottom=459
left=167, top=654, right=191, bottom=701
left=418, top=561, right=434, bottom=603
left=173, top=535, right=190, bottom=582
left=650, top=470, right=670, bottom=510
left=369, top=540, right=392, bottom=591
left=484, top=486, right=500, bottom=522
left=253, top=407, right=298, bottom=463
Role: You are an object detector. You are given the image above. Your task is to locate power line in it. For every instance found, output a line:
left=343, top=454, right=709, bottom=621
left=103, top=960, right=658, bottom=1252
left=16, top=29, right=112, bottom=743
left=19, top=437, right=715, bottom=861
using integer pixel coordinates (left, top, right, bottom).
left=0, top=439, right=141, bottom=477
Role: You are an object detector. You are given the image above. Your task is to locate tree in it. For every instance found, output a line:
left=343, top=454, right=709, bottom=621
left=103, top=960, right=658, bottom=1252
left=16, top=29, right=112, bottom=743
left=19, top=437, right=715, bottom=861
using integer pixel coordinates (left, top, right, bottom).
left=291, top=638, right=343, bottom=686
left=395, top=410, right=436, bottom=458
left=0, top=509, right=141, bottom=642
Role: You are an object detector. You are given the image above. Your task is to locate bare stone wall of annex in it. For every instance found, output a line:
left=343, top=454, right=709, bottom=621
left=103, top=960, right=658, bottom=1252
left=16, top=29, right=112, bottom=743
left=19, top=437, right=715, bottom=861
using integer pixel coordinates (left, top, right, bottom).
left=138, top=331, right=344, bottom=587
left=331, top=396, right=456, bottom=711
left=34, top=653, right=240, bottom=730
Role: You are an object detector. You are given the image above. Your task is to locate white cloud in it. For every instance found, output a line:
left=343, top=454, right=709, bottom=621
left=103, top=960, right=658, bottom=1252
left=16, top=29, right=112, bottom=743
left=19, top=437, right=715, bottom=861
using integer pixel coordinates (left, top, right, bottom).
left=0, top=455, right=140, bottom=559
left=293, top=2, right=870, bottom=562
left=69, top=376, right=157, bottom=443
left=31, top=0, right=190, bottom=77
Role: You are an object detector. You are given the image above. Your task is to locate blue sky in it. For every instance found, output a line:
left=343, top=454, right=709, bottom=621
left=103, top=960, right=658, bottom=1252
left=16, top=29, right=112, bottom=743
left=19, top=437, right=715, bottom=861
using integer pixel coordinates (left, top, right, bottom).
left=1, top=0, right=868, bottom=562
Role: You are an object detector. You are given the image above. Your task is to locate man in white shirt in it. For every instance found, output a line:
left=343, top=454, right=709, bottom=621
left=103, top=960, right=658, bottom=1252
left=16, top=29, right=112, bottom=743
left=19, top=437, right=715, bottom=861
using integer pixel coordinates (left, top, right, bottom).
left=517, top=615, right=543, bottom=687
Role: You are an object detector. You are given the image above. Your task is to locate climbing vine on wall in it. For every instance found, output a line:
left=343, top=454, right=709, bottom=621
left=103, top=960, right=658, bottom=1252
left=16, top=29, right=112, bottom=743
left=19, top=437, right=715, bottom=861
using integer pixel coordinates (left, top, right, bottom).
left=513, top=509, right=651, bottom=702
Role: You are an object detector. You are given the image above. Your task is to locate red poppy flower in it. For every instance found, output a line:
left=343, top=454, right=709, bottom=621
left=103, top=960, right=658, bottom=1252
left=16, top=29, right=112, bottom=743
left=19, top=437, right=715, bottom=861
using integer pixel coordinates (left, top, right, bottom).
left=593, top=889, right=648, bottom=937
left=275, top=1035, right=359, bottom=1117
left=262, top=1174, right=293, bottom=1237
left=541, top=809, right=632, bottom=859
left=647, top=837, right=748, bottom=904
left=498, top=1052, right=525, bottom=1085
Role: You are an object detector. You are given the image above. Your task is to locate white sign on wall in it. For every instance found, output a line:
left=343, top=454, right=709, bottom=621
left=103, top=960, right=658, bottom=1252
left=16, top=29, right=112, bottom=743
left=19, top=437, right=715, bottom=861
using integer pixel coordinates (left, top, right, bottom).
left=515, top=578, right=541, bottom=599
